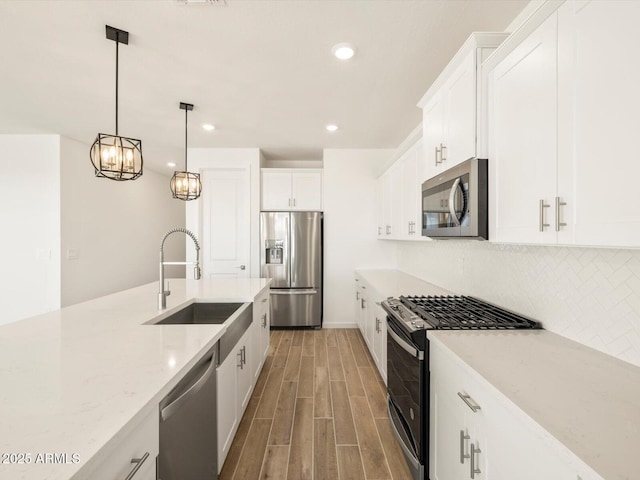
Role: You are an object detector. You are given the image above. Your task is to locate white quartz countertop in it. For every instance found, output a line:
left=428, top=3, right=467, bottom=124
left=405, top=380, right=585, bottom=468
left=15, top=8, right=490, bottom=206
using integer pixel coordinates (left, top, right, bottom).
left=0, top=278, right=270, bottom=480
left=429, top=330, right=640, bottom=480
left=355, top=268, right=453, bottom=297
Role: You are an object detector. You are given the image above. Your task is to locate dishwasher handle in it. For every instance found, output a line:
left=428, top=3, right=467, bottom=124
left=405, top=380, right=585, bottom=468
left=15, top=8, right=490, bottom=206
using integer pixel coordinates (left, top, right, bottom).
left=161, top=353, right=216, bottom=422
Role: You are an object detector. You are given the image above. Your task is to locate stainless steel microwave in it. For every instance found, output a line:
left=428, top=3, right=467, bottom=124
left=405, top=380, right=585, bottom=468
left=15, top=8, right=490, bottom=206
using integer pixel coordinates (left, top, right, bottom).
left=421, top=157, right=488, bottom=239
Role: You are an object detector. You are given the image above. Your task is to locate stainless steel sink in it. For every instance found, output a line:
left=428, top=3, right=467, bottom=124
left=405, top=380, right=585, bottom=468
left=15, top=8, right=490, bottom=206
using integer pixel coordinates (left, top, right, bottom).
left=154, top=303, right=244, bottom=325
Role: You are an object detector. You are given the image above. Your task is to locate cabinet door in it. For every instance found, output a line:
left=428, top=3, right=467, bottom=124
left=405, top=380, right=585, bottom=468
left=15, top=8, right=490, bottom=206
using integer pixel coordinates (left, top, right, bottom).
left=557, top=0, right=640, bottom=247
left=401, top=145, right=419, bottom=238
left=262, top=171, right=292, bottom=210
left=490, top=12, right=558, bottom=244
left=217, top=350, right=239, bottom=470
left=291, top=172, right=323, bottom=211
left=372, top=303, right=387, bottom=384
left=444, top=50, right=477, bottom=168
left=389, top=163, right=403, bottom=239
left=423, top=92, right=446, bottom=181
left=430, top=364, right=468, bottom=480
left=259, top=295, right=270, bottom=362
left=376, top=176, right=385, bottom=238
left=237, top=326, right=254, bottom=413
left=382, top=170, right=394, bottom=237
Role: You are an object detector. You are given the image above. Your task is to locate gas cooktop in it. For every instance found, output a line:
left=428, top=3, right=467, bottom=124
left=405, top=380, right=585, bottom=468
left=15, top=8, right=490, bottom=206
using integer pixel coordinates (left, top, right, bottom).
left=383, top=295, right=539, bottom=333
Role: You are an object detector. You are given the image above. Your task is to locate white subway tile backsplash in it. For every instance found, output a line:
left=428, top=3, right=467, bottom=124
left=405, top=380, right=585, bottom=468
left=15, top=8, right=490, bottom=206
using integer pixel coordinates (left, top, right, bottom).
left=396, top=241, right=640, bottom=368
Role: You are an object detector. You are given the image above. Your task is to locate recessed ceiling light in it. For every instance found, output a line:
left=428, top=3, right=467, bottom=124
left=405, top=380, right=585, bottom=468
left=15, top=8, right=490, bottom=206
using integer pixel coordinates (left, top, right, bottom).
left=202, top=123, right=215, bottom=131
left=332, top=43, right=356, bottom=60
left=167, top=162, right=176, bottom=167
left=325, top=124, right=339, bottom=132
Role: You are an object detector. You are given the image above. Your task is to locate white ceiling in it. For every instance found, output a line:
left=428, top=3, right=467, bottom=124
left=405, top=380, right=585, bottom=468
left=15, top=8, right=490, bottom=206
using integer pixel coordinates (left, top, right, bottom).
left=0, top=0, right=527, bottom=173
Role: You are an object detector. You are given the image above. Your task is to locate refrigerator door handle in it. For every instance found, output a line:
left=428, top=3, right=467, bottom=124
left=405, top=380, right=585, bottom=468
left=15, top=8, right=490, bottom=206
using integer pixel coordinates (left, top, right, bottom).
left=271, top=289, right=318, bottom=295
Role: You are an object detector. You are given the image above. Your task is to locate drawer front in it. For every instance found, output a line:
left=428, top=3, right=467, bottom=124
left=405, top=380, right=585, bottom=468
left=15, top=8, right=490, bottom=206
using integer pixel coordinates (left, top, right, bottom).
left=77, top=407, right=158, bottom=480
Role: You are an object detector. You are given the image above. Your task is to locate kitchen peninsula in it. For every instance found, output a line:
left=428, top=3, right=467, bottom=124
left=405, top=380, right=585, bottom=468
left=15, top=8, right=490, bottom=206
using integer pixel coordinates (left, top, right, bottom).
left=0, top=278, right=270, bottom=480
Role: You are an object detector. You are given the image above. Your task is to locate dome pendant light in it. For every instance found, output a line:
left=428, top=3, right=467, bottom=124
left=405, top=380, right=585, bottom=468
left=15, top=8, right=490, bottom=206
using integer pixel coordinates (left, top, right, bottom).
left=90, top=25, right=143, bottom=181
left=170, top=102, right=202, bottom=201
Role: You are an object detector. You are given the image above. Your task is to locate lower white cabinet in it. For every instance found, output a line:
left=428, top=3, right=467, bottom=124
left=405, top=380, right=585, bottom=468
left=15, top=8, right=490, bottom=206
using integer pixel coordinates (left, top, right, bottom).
left=217, top=324, right=254, bottom=472
left=80, top=407, right=158, bottom=480
left=252, top=288, right=270, bottom=383
left=430, top=338, right=580, bottom=480
left=354, top=274, right=387, bottom=384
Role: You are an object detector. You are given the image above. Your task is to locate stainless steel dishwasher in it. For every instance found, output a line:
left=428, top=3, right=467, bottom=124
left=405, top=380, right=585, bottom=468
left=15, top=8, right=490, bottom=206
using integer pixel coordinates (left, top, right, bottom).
left=158, top=343, right=218, bottom=480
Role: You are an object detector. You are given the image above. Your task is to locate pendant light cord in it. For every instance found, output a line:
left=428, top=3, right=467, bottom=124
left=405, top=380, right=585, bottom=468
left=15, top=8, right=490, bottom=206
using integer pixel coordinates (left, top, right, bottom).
left=115, top=34, right=119, bottom=136
left=184, top=107, right=188, bottom=171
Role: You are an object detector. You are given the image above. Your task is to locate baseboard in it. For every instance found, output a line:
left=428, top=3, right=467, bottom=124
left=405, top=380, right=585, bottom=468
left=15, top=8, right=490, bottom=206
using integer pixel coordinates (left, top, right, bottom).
left=322, top=322, right=358, bottom=329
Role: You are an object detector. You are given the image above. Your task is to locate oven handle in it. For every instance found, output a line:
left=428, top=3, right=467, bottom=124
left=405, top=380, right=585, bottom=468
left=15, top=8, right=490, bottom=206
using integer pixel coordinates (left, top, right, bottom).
left=387, top=319, right=424, bottom=360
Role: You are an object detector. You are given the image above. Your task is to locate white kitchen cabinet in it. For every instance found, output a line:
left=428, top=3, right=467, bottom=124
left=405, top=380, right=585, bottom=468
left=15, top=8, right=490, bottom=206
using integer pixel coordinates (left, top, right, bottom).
left=81, top=407, right=158, bottom=480
left=261, top=168, right=323, bottom=211
left=371, top=302, right=387, bottom=383
left=489, top=0, right=640, bottom=248
left=377, top=136, right=428, bottom=242
left=376, top=176, right=385, bottom=237
left=489, top=11, right=558, bottom=244
left=430, top=338, right=579, bottom=480
left=380, top=163, right=402, bottom=238
left=419, top=33, right=508, bottom=181
left=556, top=0, right=640, bottom=247
left=354, top=272, right=387, bottom=384
left=217, top=324, right=254, bottom=472
left=252, top=288, right=270, bottom=383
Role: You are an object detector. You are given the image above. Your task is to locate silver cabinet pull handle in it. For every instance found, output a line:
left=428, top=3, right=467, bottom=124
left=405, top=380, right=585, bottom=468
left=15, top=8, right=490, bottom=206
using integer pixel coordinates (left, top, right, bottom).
left=378, top=226, right=382, bottom=235
left=441, top=143, right=447, bottom=162
left=261, top=313, right=267, bottom=328
left=261, top=298, right=268, bottom=303
left=539, top=199, right=550, bottom=232
left=375, top=301, right=381, bottom=306
left=470, top=443, right=481, bottom=479
left=356, top=291, right=360, bottom=300
left=435, top=145, right=442, bottom=166
left=124, top=451, right=149, bottom=480
left=457, top=392, right=481, bottom=412
left=555, top=196, right=567, bottom=231
left=288, top=198, right=291, bottom=207
left=375, top=317, right=380, bottom=333
left=459, top=430, right=470, bottom=464
left=386, top=225, right=391, bottom=235
left=237, top=349, right=243, bottom=369
left=293, top=198, right=296, bottom=207
left=361, top=298, right=366, bottom=309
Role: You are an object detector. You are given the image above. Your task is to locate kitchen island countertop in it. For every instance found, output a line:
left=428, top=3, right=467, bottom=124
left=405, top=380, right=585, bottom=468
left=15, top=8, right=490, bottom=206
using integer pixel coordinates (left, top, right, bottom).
left=0, top=278, right=270, bottom=480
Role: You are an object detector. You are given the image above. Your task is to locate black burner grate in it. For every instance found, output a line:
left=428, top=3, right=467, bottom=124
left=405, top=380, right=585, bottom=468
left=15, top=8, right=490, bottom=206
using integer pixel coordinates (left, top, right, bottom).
left=399, top=295, right=539, bottom=330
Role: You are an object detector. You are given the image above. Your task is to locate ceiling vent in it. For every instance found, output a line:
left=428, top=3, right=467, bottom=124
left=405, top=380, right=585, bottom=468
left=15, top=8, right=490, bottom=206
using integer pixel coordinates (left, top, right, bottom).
left=176, top=0, right=227, bottom=5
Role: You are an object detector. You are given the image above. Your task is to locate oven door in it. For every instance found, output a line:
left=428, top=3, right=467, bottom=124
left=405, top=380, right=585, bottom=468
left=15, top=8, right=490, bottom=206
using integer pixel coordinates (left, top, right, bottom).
left=386, top=316, right=425, bottom=479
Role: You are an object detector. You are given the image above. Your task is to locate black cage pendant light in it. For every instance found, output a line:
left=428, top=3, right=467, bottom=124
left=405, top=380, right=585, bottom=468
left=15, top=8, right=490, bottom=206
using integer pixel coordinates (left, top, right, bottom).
left=170, top=102, right=202, bottom=201
left=90, top=25, right=143, bottom=181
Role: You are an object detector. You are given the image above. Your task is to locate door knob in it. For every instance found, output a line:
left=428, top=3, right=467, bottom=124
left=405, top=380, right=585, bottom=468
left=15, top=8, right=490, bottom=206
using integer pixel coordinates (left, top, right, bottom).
left=237, top=265, right=246, bottom=270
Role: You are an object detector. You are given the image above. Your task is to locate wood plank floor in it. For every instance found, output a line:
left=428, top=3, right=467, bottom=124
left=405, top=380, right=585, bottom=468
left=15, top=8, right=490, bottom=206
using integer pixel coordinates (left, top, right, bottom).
left=220, top=328, right=412, bottom=480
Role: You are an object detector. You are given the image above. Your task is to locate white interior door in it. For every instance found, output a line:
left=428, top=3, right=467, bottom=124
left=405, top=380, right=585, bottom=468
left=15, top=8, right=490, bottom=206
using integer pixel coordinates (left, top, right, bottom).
left=201, top=168, right=250, bottom=277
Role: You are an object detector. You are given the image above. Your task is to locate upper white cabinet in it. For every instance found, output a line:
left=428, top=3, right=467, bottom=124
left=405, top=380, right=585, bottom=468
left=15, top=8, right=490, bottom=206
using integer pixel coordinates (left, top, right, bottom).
left=419, top=33, right=509, bottom=181
left=261, top=169, right=323, bottom=211
left=488, top=12, right=558, bottom=244
left=377, top=137, right=426, bottom=241
left=489, top=0, right=640, bottom=248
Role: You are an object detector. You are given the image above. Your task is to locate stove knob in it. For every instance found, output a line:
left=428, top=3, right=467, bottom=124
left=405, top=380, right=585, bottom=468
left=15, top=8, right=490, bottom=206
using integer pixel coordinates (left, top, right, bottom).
left=411, top=321, right=417, bottom=326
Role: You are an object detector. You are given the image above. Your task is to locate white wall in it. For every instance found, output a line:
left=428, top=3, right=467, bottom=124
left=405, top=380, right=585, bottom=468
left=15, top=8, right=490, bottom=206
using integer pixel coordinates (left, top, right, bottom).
left=185, top=148, right=261, bottom=278
left=0, top=135, right=61, bottom=325
left=323, top=149, right=397, bottom=327
left=60, top=136, right=185, bottom=306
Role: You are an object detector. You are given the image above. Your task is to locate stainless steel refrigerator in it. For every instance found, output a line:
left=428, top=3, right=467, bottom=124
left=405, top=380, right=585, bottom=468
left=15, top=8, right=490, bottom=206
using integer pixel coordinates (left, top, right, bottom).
left=260, top=211, right=323, bottom=328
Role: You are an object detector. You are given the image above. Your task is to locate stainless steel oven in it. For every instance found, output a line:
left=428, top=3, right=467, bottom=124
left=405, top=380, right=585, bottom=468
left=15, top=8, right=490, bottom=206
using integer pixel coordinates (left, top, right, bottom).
left=383, top=295, right=539, bottom=480
left=422, top=157, right=488, bottom=239
left=386, top=317, right=427, bottom=480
